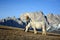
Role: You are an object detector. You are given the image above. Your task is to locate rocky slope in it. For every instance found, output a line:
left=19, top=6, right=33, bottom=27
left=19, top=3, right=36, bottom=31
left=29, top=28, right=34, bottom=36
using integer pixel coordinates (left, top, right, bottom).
left=20, top=11, right=60, bottom=26
left=20, top=11, right=60, bottom=32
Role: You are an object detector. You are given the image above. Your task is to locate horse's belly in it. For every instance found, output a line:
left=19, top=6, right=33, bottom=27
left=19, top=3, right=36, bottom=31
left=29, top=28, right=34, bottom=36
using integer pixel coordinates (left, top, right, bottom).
left=36, top=26, right=41, bottom=29
left=31, top=21, right=43, bottom=29
left=35, top=23, right=42, bottom=29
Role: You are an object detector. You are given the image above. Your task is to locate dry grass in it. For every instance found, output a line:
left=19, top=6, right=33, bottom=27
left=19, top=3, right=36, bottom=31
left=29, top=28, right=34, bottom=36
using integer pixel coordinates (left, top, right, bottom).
left=0, top=25, right=60, bottom=40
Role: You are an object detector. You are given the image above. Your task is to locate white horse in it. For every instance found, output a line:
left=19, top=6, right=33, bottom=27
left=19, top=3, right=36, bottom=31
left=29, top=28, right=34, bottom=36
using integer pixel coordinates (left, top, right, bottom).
left=25, top=20, right=46, bottom=35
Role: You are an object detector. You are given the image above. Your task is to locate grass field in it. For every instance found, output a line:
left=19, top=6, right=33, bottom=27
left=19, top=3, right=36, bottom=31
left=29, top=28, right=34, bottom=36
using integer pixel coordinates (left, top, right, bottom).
left=0, top=25, right=60, bottom=40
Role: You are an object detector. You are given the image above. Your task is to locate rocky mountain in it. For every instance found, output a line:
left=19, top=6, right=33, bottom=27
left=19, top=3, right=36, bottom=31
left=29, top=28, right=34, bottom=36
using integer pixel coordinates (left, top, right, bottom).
left=0, top=11, right=60, bottom=33
left=20, top=11, right=46, bottom=22
left=47, top=13, right=60, bottom=26
left=20, top=11, right=60, bottom=32
left=47, top=13, right=60, bottom=32
left=0, top=17, right=26, bottom=28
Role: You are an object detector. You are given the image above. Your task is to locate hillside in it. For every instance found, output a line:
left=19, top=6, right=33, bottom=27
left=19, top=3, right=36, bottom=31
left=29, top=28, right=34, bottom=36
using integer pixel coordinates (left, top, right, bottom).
left=20, top=12, right=60, bottom=32
left=0, top=25, right=60, bottom=40
left=0, top=11, right=60, bottom=32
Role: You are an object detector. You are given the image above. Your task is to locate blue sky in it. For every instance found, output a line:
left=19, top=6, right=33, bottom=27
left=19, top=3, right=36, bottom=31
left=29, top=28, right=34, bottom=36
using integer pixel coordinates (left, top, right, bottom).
left=0, top=0, right=60, bottom=19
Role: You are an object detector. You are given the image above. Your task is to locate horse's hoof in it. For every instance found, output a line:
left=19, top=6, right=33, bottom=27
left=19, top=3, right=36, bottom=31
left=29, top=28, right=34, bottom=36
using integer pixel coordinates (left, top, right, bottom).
left=34, top=32, right=37, bottom=34
left=42, top=33, right=46, bottom=36
left=25, top=30, right=27, bottom=32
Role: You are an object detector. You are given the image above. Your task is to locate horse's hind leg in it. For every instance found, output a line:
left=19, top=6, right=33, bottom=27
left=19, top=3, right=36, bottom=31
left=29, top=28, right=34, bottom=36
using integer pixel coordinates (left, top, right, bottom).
left=42, top=25, right=46, bottom=35
left=33, top=27, right=37, bottom=34
left=42, top=30, right=46, bottom=35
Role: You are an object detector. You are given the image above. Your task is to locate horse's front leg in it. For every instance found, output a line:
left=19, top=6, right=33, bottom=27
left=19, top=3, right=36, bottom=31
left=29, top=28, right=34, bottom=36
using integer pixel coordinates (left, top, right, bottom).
left=25, top=23, right=30, bottom=32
